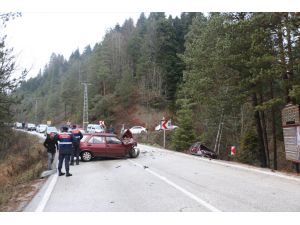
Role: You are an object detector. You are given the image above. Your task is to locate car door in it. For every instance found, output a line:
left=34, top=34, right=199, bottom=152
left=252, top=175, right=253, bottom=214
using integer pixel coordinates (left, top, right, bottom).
left=105, top=136, right=126, bottom=157
left=87, top=136, right=106, bottom=157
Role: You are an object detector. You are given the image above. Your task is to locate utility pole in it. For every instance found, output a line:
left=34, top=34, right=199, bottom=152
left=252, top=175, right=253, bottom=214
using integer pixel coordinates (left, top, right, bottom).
left=81, top=82, right=91, bottom=131
left=213, top=87, right=228, bottom=155
left=34, top=97, right=41, bottom=125
left=214, top=111, right=224, bottom=155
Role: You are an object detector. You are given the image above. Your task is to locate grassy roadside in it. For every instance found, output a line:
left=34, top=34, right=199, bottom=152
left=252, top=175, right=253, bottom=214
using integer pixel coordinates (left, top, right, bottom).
left=0, top=129, right=47, bottom=211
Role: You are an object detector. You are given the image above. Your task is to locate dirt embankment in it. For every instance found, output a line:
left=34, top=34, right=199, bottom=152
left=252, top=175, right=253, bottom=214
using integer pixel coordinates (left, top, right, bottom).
left=0, top=130, right=47, bottom=211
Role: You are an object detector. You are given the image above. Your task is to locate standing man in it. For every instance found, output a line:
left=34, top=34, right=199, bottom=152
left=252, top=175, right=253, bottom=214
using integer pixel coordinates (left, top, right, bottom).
left=57, top=126, right=73, bottom=177
left=43, top=132, right=58, bottom=170
left=70, top=124, right=83, bottom=165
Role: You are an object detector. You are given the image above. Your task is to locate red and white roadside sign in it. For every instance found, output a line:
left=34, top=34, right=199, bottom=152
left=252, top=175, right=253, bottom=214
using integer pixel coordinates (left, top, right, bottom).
left=162, top=120, right=168, bottom=129
left=231, top=146, right=236, bottom=156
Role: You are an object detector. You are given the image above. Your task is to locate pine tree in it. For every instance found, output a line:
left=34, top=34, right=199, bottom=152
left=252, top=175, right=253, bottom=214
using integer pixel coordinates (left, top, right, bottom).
left=171, top=99, right=197, bottom=151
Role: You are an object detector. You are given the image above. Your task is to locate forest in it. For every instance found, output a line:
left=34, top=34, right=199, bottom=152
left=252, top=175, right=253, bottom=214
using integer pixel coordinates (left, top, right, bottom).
left=3, top=12, right=300, bottom=171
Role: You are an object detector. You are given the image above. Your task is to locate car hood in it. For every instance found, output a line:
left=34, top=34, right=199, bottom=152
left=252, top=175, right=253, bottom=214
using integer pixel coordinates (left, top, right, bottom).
left=122, top=129, right=133, bottom=139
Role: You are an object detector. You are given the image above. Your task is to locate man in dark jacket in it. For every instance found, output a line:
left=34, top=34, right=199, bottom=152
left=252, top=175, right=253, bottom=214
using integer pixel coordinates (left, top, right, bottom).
left=43, top=132, right=58, bottom=170
left=57, top=126, right=74, bottom=177
left=70, top=124, right=83, bottom=165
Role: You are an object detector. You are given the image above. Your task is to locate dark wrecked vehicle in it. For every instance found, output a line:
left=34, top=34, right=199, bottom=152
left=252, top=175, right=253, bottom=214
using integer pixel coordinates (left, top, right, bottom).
left=80, top=129, right=140, bottom=162
left=188, top=142, right=218, bottom=159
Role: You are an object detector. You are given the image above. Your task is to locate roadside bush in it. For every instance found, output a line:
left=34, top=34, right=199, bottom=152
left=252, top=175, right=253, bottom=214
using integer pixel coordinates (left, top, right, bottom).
left=134, top=130, right=174, bottom=149
left=237, top=128, right=260, bottom=165
left=0, top=130, right=47, bottom=208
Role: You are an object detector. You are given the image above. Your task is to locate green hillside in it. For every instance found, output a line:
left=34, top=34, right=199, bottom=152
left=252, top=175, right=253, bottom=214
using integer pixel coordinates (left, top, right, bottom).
left=9, top=12, right=300, bottom=170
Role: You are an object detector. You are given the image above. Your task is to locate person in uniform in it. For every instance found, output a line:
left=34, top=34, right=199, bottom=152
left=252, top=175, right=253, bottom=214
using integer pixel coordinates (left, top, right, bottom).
left=70, top=124, right=83, bottom=165
left=57, top=126, right=73, bottom=177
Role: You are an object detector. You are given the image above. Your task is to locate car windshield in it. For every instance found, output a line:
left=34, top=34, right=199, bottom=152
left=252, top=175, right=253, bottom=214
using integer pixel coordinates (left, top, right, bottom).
left=40, top=125, right=47, bottom=128
left=93, top=125, right=102, bottom=129
left=48, top=127, right=57, bottom=132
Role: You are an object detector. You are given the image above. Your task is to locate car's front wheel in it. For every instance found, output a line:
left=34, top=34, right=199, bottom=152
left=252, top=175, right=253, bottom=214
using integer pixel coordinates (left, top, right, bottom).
left=129, top=147, right=140, bottom=158
left=81, top=151, right=92, bottom=162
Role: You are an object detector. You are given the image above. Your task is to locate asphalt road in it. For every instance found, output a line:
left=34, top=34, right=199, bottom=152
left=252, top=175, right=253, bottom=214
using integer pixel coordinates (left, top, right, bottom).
left=24, top=132, right=300, bottom=212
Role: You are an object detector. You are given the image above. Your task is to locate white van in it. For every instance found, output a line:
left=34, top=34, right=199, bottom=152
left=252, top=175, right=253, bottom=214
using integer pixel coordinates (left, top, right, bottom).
left=86, top=124, right=105, bottom=133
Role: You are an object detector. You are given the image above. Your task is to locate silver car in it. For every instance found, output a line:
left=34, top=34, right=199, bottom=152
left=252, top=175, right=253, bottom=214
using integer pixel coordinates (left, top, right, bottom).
left=36, top=124, right=48, bottom=133
left=44, top=126, right=58, bottom=136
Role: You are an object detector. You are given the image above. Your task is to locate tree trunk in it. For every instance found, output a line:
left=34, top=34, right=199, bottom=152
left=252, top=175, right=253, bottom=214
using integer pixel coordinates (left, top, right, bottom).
left=252, top=92, right=267, bottom=167
left=270, top=81, right=277, bottom=170
left=259, top=93, right=270, bottom=168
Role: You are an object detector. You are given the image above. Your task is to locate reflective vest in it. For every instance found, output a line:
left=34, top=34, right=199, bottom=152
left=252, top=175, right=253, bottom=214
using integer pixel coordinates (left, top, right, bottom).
left=57, top=132, right=73, bottom=154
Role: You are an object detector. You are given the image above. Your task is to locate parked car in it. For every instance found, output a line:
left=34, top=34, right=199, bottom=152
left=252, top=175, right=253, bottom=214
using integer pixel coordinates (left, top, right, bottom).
left=129, top=126, right=147, bottom=134
left=15, top=122, right=23, bottom=129
left=36, top=124, right=48, bottom=133
left=80, top=131, right=139, bottom=162
left=188, top=142, right=217, bottom=159
left=44, top=126, right=59, bottom=136
left=26, top=123, right=36, bottom=131
left=86, top=124, right=105, bottom=133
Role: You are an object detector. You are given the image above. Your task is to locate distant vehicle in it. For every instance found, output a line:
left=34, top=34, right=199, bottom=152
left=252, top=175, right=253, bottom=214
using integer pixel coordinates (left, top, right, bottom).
left=26, top=123, right=36, bottom=131
left=15, top=122, right=23, bottom=129
left=45, top=126, right=59, bottom=136
left=36, top=124, right=48, bottom=133
left=79, top=132, right=139, bottom=162
left=86, top=124, right=105, bottom=133
left=129, top=126, right=147, bottom=134
left=188, top=142, right=217, bottom=159
left=155, top=124, right=178, bottom=131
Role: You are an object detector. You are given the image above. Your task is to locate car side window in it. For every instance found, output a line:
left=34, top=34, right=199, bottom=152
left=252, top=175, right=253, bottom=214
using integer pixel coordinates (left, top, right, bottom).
left=106, top=136, right=122, bottom=144
left=92, top=136, right=105, bottom=144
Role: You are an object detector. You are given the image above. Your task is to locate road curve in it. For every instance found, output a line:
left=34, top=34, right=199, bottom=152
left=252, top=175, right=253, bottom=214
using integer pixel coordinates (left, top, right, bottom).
left=25, top=141, right=300, bottom=212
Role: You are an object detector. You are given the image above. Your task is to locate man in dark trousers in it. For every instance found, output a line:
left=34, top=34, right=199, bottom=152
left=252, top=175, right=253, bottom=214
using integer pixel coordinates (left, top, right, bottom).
left=70, top=124, right=83, bottom=165
left=43, top=132, right=58, bottom=170
left=57, top=126, right=74, bottom=177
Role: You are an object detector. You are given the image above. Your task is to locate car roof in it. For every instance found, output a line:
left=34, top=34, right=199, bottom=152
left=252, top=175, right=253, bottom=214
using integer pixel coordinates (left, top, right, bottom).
left=83, top=133, right=117, bottom=137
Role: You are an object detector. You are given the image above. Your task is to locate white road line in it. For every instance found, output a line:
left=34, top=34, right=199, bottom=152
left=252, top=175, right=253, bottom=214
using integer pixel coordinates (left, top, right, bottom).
left=128, top=159, right=221, bottom=212
left=35, top=173, right=58, bottom=212
left=139, top=144, right=300, bottom=182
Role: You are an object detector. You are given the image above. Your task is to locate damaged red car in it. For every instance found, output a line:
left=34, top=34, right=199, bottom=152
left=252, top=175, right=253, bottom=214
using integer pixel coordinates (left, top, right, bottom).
left=80, top=129, right=140, bottom=162
left=188, top=142, right=218, bottom=159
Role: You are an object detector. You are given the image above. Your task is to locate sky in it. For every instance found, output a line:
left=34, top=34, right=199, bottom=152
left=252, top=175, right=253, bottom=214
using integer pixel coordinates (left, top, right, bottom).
left=4, top=12, right=146, bottom=78
left=1, top=0, right=299, bottom=79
